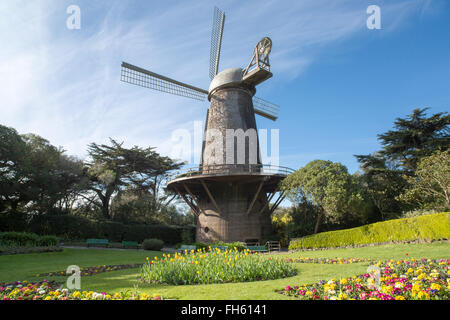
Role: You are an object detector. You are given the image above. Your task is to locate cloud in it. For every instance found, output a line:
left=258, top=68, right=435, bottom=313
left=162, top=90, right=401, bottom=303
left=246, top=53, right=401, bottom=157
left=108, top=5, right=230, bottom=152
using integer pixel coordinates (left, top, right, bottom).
left=0, top=0, right=434, bottom=163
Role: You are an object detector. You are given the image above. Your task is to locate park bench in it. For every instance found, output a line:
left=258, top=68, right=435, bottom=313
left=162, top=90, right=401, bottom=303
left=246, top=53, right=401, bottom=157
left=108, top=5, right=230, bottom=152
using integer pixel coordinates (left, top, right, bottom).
left=266, top=241, right=281, bottom=252
left=246, top=245, right=267, bottom=253
left=122, top=241, right=139, bottom=249
left=86, top=238, right=109, bottom=248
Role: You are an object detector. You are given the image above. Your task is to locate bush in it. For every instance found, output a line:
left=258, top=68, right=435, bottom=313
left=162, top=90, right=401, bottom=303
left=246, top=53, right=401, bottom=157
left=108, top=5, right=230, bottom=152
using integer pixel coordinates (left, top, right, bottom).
left=289, top=212, right=450, bottom=250
left=0, top=213, right=29, bottom=232
left=142, top=239, right=164, bottom=251
left=0, top=232, right=58, bottom=247
left=181, top=227, right=195, bottom=244
left=0, top=232, right=39, bottom=247
left=3, top=214, right=196, bottom=244
left=37, top=235, right=59, bottom=247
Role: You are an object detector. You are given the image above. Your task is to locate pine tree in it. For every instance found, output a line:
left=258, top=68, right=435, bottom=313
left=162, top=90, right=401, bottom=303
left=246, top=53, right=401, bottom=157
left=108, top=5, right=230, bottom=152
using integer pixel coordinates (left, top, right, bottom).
left=377, top=108, right=449, bottom=172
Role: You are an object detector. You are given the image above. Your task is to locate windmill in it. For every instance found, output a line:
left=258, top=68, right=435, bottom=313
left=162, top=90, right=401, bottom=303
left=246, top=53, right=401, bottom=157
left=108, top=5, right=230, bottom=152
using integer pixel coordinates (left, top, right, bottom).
left=120, top=7, right=293, bottom=243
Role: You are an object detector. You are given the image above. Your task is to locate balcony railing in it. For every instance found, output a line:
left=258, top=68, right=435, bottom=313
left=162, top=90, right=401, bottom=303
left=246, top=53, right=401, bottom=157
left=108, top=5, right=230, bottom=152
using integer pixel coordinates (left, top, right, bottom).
left=167, top=164, right=295, bottom=182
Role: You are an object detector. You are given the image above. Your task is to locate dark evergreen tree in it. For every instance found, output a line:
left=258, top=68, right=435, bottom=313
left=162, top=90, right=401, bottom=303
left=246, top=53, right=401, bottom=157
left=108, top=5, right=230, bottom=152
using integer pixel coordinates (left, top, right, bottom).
left=377, top=108, right=449, bottom=172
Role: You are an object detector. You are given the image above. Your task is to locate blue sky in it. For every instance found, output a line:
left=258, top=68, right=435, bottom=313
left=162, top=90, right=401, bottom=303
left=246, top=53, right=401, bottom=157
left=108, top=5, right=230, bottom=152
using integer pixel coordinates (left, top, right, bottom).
left=1, top=0, right=449, bottom=174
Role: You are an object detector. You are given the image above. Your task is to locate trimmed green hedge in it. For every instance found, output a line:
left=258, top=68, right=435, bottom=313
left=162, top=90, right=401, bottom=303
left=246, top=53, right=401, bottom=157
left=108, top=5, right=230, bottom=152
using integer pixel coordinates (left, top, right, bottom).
left=0, top=232, right=59, bottom=247
left=289, top=212, right=450, bottom=250
left=0, top=214, right=195, bottom=245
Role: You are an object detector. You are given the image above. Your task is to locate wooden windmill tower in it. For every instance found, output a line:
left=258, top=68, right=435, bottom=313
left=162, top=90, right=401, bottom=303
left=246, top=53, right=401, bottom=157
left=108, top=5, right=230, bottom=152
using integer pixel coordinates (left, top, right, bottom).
left=120, top=7, right=292, bottom=243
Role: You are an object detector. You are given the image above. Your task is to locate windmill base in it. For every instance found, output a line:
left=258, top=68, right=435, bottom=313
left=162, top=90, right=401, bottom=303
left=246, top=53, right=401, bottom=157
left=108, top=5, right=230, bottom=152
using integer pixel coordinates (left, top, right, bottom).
left=194, top=180, right=274, bottom=243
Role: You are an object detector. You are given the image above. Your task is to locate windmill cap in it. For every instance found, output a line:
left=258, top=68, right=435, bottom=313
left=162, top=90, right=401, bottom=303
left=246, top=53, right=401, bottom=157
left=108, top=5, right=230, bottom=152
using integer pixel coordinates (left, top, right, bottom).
left=208, top=68, right=245, bottom=99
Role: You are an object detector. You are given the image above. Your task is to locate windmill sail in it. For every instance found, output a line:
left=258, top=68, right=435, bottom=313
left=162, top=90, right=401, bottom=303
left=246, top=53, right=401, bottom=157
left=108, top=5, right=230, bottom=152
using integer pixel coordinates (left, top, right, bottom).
left=209, top=7, right=225, bottom=80
left=121, top=62, right=207, bottom=101
left=253, top=97, right=280, bottom=121
left=121, top=62, right=279, bottom=121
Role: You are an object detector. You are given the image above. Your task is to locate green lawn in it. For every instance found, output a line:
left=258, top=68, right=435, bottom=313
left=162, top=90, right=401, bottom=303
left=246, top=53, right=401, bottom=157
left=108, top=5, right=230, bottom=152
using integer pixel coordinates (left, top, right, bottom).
left=1, top=242, right=449, bottom=300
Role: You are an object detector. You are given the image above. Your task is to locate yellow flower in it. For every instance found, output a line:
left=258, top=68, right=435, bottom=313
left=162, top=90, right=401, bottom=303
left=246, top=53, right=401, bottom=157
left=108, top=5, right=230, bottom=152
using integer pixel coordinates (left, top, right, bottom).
left=381, top=285, right=392, bottom=295
left=395, top=295, right=405, bottom=300
left=340, top=278, right=348, bottom=285
left=338, top=293, right=348, bottom=300
left=417, top=291, right=429, bottom=299
left=430, top=283, right=441, bottom=291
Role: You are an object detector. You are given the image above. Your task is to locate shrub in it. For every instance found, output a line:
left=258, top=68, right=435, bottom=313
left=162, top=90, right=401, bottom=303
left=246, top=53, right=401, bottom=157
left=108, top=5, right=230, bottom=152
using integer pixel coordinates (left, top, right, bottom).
left=13, top=214, right=196, bottom=244
left=289, top=212, right=450, bottom=250
left=0, top=232, right=39, bottom=247
left=142, top=239, right=164, bottom=251
left=37, top=235, right=59, bottom=247
left=0, top=213, right=29, bottom=232
left=181, top=227, right=195, bottom=244
left=0, top=232, right=58, bottom=247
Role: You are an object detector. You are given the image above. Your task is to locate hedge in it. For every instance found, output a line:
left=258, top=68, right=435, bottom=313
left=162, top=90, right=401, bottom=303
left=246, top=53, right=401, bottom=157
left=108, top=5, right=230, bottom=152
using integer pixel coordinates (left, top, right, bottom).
left=0, top=214, right=195, bottom=245
left=0, top=232, right=58, bottom=247
left=289, top=212, right=450, bottom=250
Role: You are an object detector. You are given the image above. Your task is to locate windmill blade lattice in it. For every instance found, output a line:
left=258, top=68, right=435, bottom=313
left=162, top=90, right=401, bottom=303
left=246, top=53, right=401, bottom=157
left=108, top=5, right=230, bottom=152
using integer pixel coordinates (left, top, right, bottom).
left=121, top=62, right=207, bottom=101
left=209, top=6, right=225, bottom=80
left=253, top=96, right=280, bottom=121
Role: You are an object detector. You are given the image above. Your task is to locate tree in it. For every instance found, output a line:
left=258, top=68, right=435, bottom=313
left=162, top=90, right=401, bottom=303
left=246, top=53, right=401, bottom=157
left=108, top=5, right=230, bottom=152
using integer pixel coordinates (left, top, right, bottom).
left=398, top=150, right=450, bottom=209
left=354, top=153, right=407, bottom=220
left=280, top=160, right=360, bottom=234
left=85, top=139, right=182, bottom=220
left=377, top=108, right=449, bottom=172
left=0, top=125, right=28, bottom=212
left=355, top=108, right=449, bottom=217
left=0, top=125, right=86, bottom=214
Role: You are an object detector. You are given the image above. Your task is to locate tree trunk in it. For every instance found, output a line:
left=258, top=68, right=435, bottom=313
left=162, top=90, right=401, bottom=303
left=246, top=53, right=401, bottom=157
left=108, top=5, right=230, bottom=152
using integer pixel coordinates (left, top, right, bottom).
left=314, top=209, right=325, bottom=234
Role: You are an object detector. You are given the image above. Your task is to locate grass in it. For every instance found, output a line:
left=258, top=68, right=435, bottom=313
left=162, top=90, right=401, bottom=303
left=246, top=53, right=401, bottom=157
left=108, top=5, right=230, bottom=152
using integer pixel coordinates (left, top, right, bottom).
left=1, top=242, right=449, bottom=300
left=289, top=212, right=450, bottom=250
left=0, top=248, right=162, bottom=283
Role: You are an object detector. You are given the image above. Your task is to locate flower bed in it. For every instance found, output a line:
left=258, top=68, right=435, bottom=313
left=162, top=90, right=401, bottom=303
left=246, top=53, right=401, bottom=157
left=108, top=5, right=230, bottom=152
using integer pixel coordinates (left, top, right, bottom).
left=281, top=258, right=449, bottom=300
left=140, top=247, right=297, bottom=285
left=1, top=280, right=162, bottom=300
left=36, top=263, right=142, bottom=277
left=285, top=257, right=376, bottom=264
left=0, top=246, right=63, bottom=256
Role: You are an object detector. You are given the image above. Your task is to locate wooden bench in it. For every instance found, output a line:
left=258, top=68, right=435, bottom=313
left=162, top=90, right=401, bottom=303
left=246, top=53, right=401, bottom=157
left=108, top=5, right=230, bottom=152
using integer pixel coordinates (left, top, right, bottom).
left=122, top=241, right=139, bottom=249
left=86, top=238, right=109, bottom=248
left=266, top=241, right=281, bottom=252
left=246, top=245, right=267, bottom=253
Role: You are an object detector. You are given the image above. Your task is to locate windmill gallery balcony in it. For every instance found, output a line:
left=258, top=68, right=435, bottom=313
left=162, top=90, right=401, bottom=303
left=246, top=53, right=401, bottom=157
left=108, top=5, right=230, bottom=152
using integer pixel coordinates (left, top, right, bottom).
left=166, top=164, right=294, bottom=243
